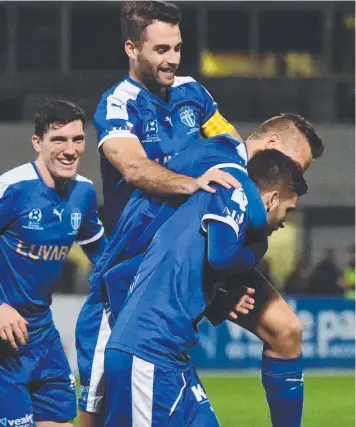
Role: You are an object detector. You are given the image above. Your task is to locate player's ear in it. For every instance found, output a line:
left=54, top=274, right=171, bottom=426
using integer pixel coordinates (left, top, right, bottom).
left=262, top=190, right=279, bottom=213
left=125, top=40, right=139, bottom=59
left=32, top=135, right=42, bottom=153
left=265, top=133, right=279, bottom=149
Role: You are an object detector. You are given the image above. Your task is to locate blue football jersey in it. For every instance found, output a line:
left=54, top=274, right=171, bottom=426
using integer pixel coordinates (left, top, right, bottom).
left=94, top=75, right=217, bottom=232
left=0, top=163, right=104, bottom=345
left=90, top=136, right=266, bottom=307
left=106, top=163, right=262, bottom=368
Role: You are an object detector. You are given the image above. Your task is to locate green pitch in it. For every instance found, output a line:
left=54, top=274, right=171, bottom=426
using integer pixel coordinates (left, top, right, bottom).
left=201, top=375, right=355, bottom=427
left=75, top=374, right=355, bottom=426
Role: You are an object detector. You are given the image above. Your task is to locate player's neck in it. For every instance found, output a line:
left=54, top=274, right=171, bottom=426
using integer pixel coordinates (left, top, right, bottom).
left=34, top=159, right=68, bottom=195
left=129, top=71, right=169, bottom=102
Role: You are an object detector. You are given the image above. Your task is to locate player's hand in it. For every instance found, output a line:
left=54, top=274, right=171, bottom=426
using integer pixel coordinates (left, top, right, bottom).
left=193, top=169, right=242, bottom=194
left=0, top=303, right=29, bottom=350
left=228, top=287, right=255, bottom=320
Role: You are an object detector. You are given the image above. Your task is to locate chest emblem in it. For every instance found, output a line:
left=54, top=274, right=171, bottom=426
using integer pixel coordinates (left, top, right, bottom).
left=180, top=107, right=196, bottom=128
left=71, top=208, right=82, bottom=231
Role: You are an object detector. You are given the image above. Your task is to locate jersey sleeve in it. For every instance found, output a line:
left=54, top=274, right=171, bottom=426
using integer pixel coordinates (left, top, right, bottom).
left=201, top=186, right=248, bottom=240
left=0, top=180, right=18, bottom=232
left=76, top=186, right=105, bottom=246
left=198, top=83, right=218, bottom=125
left=93, top=92, right=140, bottom=152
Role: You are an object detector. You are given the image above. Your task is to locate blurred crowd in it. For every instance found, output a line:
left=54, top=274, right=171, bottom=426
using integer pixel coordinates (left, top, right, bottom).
left=282, top=246, right=355, bottom=299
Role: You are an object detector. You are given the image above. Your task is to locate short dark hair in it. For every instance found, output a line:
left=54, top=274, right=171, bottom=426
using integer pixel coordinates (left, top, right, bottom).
left=120, top=1, right=181, bottom=43
left=252, top=113, right=324, bottom=160
left=34, top=100, right=86, bottom=138
left=247, top=149, right=308, bottom=197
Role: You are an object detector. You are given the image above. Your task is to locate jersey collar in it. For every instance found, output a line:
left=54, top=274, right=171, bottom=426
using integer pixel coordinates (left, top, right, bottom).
left=124, top=75, right=173, bottom=110
left=31, top=162, right=73, bottom=202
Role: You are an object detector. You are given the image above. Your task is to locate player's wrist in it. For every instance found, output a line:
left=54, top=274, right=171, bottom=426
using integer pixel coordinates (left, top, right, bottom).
left=186, top=178, right=200, bottom=195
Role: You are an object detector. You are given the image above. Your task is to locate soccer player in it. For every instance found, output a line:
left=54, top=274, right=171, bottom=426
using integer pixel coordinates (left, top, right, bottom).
left=0, top=101, right=107, bottom=426
left=103, top=149, right=308, bottom=426
left=77, top=1, right=243, bottom=422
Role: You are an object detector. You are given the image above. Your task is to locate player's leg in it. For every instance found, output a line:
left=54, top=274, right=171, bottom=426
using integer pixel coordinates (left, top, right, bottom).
left=31, top=333, right=77, bottom=426
left=185, top=366, right=220, bottom=427
left=0, top=342, right=35, bottom=425
left=76, top=254, right=145, bottom=426
left=105, top=348, right=189, bottom=427
left=236, top=279, right=303, bottom=427
left=76, top=294, right=111, bottom=422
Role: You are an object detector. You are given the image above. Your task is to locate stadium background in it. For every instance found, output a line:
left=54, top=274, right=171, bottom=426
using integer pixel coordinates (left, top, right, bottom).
left=0, top=1, right=354, bottom=425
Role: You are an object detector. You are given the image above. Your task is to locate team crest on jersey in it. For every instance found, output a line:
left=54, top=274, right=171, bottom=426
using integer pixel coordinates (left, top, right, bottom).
left=22, top=208, right=43, bottom=230
left=180, top=107, right=196, bottom=128
left=180, top=107, right=199, bottom=136
left=70, top=208, right=82, bottom=231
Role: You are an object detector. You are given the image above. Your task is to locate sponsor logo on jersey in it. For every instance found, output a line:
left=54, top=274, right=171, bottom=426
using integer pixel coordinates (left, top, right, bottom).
left=165, top=116, right=173, bottom=126
left=69, top=373, right=76, bottom=391
left=22, top=208, right=43, bottom=230
left=79, top=386, right=90, bottom=403
left=53, top=208, right=64, bottom=222
left=70, top=208, right=82, bottom=231
left=16, top=242, right=70, bottom=261
left=0, top=414, right=34, bottom=427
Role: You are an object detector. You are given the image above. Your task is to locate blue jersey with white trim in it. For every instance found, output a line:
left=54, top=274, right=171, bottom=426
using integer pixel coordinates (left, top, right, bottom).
left=94, top=75, right=217, bottom=232
left=0, top=163, right=104, bottom=345
left=107, top=159, right=266, bottom=368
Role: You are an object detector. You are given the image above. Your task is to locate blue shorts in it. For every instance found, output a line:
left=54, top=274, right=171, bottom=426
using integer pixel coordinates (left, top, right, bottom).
left=104, top=349, right=220, bottom=427
left=0, top=330, right=76, bottom=423
left=76, top=255, right=143, bottom=413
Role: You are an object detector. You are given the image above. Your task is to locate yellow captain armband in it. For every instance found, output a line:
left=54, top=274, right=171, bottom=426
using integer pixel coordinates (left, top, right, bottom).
left=201, top=110, right=235, bottom=138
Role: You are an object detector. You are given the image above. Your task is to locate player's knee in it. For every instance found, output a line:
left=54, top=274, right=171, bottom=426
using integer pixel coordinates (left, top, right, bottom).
left=284, top=316, right=303, bottom=348
left=274, top=315, right=303, bottom=356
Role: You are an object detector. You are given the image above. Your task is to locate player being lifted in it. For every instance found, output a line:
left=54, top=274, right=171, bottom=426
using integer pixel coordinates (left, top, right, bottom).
left=103, top=148, right=308, bottom=426
left=0, top=101, right=107, bottom=426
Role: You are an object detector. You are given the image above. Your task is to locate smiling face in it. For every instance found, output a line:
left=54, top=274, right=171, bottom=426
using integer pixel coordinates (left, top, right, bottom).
left=126, top=21, right=182, bottom=89
left=32, top=120, right=85, bottom=185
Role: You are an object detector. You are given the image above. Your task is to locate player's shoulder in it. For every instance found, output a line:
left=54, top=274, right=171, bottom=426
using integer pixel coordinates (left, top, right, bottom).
left=71, top=174, right=97, bottom=204
left=172, top=75, right=197, bottom=88
left=97, top=77, right=143, bottom=122
left=102, top=78, right=142, bottom=108
left=0, top=163, right=38, bottom=193
left=172, top=75, right=214, bottom=102
left=72, top=173, right=94, bottom=187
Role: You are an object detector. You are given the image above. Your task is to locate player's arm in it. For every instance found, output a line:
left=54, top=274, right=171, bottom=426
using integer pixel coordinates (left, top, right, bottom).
left=80, top=235, right=107, bottom=265
left=76, top=185, right=107, bottom=264
left=207, top=221, right=267, bottom=274
left=204, top=268, right=270, bottom=326
left=0, top=180, right=29, bottom=350
left=103, top=137, right=241, bottom=196
left=95, top=95, right=241, bottom=197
